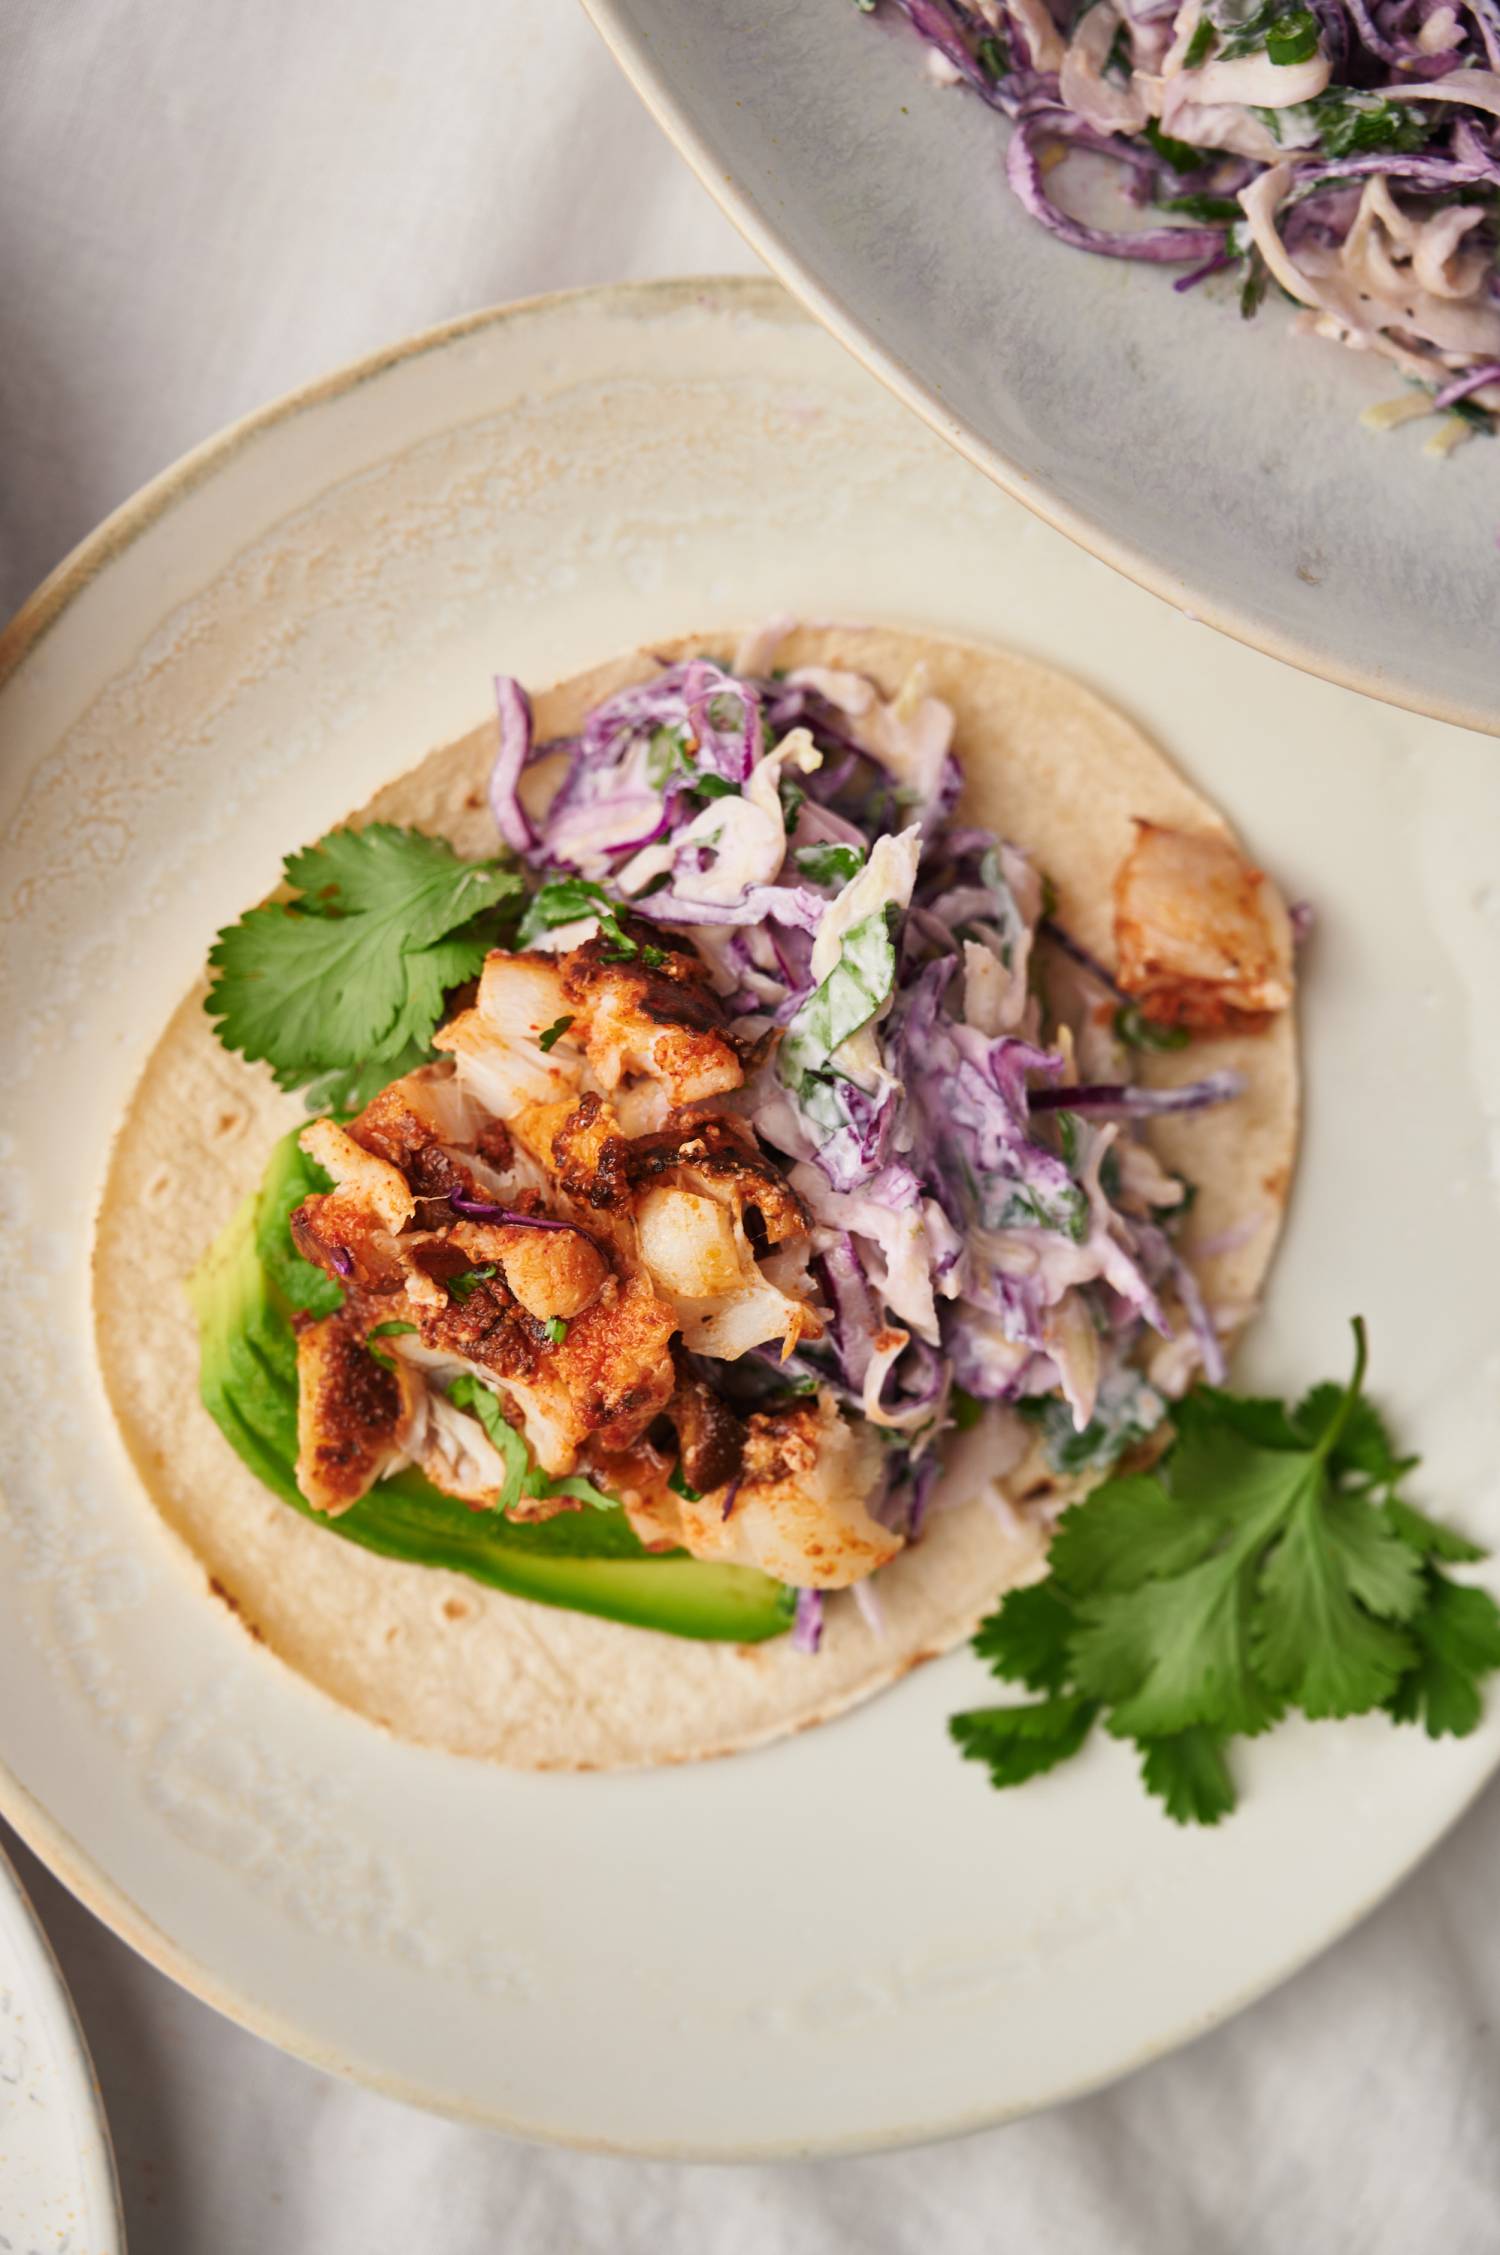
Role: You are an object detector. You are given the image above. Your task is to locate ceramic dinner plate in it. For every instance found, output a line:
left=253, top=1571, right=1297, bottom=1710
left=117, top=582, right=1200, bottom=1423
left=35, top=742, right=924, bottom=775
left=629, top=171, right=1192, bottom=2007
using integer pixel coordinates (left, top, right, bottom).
left=582, top=0, right=1500, bottom=737
left=3, top=277, right=1499, bottom=2157
left=0, top=1842, right=122, bottom=2251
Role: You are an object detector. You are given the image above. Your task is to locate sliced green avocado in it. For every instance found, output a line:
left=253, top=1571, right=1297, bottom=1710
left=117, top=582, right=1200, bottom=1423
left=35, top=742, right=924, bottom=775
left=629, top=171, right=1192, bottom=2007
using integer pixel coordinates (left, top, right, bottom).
left=187, top=1181, right=795, bottom=1644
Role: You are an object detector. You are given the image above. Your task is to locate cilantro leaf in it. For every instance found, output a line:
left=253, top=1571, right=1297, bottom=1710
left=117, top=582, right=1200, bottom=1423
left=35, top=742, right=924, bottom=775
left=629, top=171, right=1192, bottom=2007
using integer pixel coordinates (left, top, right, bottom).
left=1137, top=1728, right=1237, bottom=1826
left=1114, top=1002, right=1191, bottom=1053
left=1387, top=1572, right=1500, bottom=1738
left=1183, top=14, right=1216, bottom=62
left=1144, top=117, right=1206, bottom=174
left=516, top=876, right=639, bottom=958
left=1309, top=91, right=1434, bottom=158
left=1076, top=1552, right=1284, bottom=1739
left=447, top=1374, right=618, bottom=1514
left=1253, top=1492, right=1417, bottom=1718
left=794, top=842, right=865, bottom=887
left=206, top=825, right=519, bottom=1097
left=951, top=1320, right=1500, bottom=1825
left=950, top=1385, right=984, bottom=1433
left=300, top=1041, right=432, bottom=1121
left=972, top=1579, right=1075, bottom=1693
left=1292, top=1380, right=1409, bottom=1481
left=538, top=1015, right=575, bottom=1054
left=948, top=1695, right=1099, bottom=1788
left=1048, top=1472, right=1217, bottom=1597
left=1386, top=1497, right=1486, bottom=1565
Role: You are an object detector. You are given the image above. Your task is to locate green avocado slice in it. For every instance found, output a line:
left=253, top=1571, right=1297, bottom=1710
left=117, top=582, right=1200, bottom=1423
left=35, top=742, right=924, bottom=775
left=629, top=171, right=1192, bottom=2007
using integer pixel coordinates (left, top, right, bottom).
left=187, top=1175, right=795, bottom=1644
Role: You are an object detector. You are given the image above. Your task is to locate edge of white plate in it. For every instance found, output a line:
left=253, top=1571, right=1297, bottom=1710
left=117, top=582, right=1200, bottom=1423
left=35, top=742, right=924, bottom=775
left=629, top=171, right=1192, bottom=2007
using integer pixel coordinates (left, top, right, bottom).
left=576, top=0, right=1500, bottom=744
left=0, top=1837, right=125, bottom=2247
left=1, top=276, right=1496, bottom=2159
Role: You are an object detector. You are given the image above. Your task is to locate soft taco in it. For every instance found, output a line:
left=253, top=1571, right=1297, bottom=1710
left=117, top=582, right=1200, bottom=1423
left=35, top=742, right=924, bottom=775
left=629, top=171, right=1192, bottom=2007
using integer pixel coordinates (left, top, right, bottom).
left=94, top=623, right=1298, bottom=1768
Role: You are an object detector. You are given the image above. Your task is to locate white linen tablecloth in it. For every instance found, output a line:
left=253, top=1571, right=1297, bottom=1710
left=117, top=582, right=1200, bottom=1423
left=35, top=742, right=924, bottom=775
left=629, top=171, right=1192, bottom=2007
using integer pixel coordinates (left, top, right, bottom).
left=4, top=4, right=1500, bottom=2247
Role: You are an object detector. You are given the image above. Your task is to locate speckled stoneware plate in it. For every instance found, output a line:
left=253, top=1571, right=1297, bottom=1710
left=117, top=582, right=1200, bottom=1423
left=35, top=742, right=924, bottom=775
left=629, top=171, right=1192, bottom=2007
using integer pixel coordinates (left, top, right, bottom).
left=3, top=278, right=1500, bottom=2157
left=0, top=1844, right=123, bottom=2252
left=582, top=1, right=1500, bottom=736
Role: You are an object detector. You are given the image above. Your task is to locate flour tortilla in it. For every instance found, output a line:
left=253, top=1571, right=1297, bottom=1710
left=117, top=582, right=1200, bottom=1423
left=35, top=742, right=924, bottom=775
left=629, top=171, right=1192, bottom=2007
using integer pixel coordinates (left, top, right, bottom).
left=94, top=626, right=1298, bottom=1768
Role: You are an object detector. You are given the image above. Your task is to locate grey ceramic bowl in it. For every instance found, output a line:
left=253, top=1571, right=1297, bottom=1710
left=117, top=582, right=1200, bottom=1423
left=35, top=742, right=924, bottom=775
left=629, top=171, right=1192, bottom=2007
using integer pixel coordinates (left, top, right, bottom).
left=584, top=0, right=1500, bottom=733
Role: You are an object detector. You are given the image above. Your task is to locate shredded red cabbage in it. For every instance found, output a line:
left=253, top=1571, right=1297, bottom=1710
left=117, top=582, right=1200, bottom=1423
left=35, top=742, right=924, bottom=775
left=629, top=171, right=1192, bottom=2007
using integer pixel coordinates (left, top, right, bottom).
left=861, top=0, right=1500, bottom=432
left=447, top=1189, right=585, bottom=1231
left=503, top=630, right=1254, bottom=1482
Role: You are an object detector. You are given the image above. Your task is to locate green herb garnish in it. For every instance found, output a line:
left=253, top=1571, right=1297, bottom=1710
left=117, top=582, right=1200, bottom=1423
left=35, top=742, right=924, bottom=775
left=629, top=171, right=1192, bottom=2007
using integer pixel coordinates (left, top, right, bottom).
left=951, top=1323, right=1500, bottom=1824
left=1158, top=193, right=1244, bottom=224
left=205, top=825, right=521, bottom=1113
left=516, top=876, right=636, bottom=957
left=1145, top=118, right=1206, bottom=175
left=449, top=1264, right=498, bottom=1304
left=794, top=842, right=865, bottom=887
left=538, top=1015, right=575, bottom=1053
left=951, top=1387, right=985, bottom=1434
left=646, top=726, right=693, bottom=789
left=1265, top=7, right=1318, bottom=62
left=1308, top=91, right=1435, bottom=158
left=447, top=1375, right=619, bottom=1516
left=366, top=1317, right=419, bottom=1369
left=669, top=1462, right=704, bottom=1502
left=1184, top=13, right=1217, bottom=63
left=1114, top=1002, right=1191, bottom=1053
left=543, top=1316, right=569, bottom=1346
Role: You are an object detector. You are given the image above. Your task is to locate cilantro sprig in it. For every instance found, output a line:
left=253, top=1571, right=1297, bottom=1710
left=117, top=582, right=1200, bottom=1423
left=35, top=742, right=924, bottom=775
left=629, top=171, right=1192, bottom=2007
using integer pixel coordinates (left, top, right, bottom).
left=952, top=1323, right=1500, bottom=1824
left=448, top=1374, right=618, bottom=1515
left=206, top=825, right=521, bottom=1113
left=515, top=877, right=668, bottom=967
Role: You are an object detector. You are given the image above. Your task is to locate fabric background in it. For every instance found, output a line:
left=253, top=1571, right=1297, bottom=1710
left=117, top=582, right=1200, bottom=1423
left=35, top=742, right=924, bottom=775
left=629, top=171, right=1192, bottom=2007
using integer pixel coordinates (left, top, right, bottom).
left=4, top=3, right=1499, bottom=2247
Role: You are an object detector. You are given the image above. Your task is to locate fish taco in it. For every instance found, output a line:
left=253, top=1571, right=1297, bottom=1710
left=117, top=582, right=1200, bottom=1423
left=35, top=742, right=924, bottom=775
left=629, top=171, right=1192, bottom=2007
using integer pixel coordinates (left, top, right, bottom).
left=95, top=622, right=1298, bottom=1767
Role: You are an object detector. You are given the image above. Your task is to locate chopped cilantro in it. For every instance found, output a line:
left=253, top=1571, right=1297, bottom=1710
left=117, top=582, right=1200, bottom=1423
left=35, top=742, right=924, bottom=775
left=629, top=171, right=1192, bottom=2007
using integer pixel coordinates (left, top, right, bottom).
left=793, top=842, right=865, bottom=887
left=976, top=30, right=1010, bottom=76
left=537, top=1015, right=575, bottom=1053
left=1184, top=13, right=1217, bottom=62
left=447, top=1375, right=619, bottom=1514
left=1240, top=246, right=1270, bottom=320
left=1114, top=1002, right=1191, bottom=1053
left=1266, top=7, right=1318, bottom=61
left=543, top=1316, right=569, bottom=1346
left=668, top=1462, right=703, bottom=1502
left=950, top=1386, right=985, bottom=1433
left=646, top=726, right=693, bottom=789
left=1216, top=0, right=1317, bottom=58
left=205, top=825, right=521, bottom=1108
left=1308, top=92, right=1435, bottom=158
left=1158, top=193, right=1244, bottom=224
left=366, top=1318, right=419, bottom=1371
left=1145, top=118, right=1205, bottom=175
left=449, top=1263, right=498, bottom=1304
left=951, top=1323, right=1500, bottom=1823
left=693, top=773, right=741, bottom=801
left=517, top=877, right=639, bottom=960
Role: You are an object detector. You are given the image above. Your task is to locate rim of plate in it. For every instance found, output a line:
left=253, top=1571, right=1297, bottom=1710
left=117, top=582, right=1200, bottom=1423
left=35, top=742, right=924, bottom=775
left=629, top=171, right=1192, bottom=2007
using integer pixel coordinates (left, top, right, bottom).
left=0, top=1839, right=125, bottom=2247
left=0, top=276, right=1495, bottom=2157
left=577, top=1, right=1500, bottom=744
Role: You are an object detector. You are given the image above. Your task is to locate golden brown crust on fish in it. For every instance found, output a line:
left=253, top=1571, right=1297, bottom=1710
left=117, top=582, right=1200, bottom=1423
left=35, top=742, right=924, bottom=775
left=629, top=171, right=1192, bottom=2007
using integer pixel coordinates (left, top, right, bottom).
left=1114, top=820, right=1294, bottom=1033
